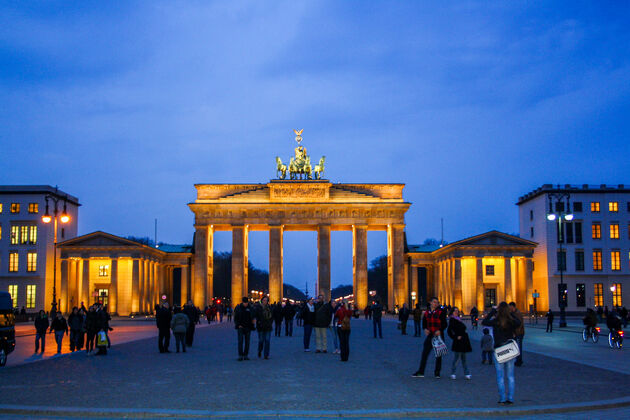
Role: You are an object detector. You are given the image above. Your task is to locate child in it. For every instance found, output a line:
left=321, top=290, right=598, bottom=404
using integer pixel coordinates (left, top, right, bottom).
left=481, top=327, right=493, bottom=364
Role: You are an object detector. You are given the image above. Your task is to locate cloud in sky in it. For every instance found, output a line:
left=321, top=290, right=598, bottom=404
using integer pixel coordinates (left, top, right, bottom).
left=1, top=1, right=630, bottom=291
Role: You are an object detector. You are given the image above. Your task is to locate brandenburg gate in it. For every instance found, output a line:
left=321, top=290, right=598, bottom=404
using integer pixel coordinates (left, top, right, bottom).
left=189, top=130, right=411, bottom=309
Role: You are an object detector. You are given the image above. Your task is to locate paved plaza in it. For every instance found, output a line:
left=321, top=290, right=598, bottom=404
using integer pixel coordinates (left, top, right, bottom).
left=0, top=317, right=629, bottom=418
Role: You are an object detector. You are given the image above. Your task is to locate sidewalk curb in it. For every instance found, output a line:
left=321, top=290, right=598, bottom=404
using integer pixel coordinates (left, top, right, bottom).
left=1, top=396, right=629, bottom=418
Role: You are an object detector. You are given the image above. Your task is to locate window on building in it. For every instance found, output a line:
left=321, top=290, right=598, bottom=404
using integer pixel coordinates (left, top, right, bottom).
left=558, top=283, right=568, bottom=307
left=27, top=252, right=37, bottom=272
left=594, top=283, right=603, bottom=306
left=485, top=265, right=495, bottom=276
left=26, top=285, right=36, bottom=309
left=610, top=223, right=620, bottom=239
left=609, top=201, right=619, bottom=212
left=557, top=250, right=566, bottom=271
left=98, top=265, right=109, bottom=277
left=8, top=285, right=17, bottom=308
left=612, top=283, right=622, bottom=307
left=530, top=227, right=534, bottom=238
left=566, top=222, right=574, bottom=243
left=575, top=222, right=583, bottom=243
left=20, top=225, right=28, bottom=244
left=591, top=202, right=600, bottom=212
left=573, top=202, right=583, bottom=212
left=575, top=250, right=585, bottom=271
left=576, top=283, right=586, bottom=307
left=593, top=250, right=603, bottom=271
left=28, top=203, right=38, bottom=213
left=29, top=225, right=37, bottom=244
left=611, top=251, right=621, bottom=271
left=9, top=252, right=18, bottom=272
left=592, top=222, right=601, bottom=239
left=529, top=210, right=533, bottom=221
left=10, top=203, right=20, bottom=213
left=10, top=225, right=19, bottom=245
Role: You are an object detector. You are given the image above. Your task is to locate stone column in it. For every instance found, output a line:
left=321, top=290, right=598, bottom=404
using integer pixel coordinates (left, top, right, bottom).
left=82, top=258, right=90, bottom=306
left=131, top=259, right=140, bottom=313
left=388, top=224, right=406, bottom=308
left=67, top=260, right=77, bottom=310
left=476, top=257, right=484, bottom=310
left=232, top=225, right=247, bottom=306
left=193, top=226, right=208, bottom=308
left=138, top=259, right=145, bottom=313
left=410, top=264, right=418, bottom=307
left=353, top=225, right=368, bottom=310
left=269, top=225, right=284, bottom=304
left=206, top=226, right=214, bottom=303
left=525, top=257, right=534, bottom=307
left=317, top=224, right=331, bottom=300
left=181, top=264, right=189, bottom=306
left=110, top=258, right=118, bottom=314
left=60, top=258, right=68, bottom=313
left=454, top=258, right=462, bottom=309
left=387, top=225, right=394, bottom=310
left=504, top=256, right=513, bottom=303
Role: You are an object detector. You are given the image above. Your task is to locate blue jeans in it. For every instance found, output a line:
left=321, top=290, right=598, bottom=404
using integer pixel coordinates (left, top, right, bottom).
left=373, top=318, right=382, bottom=338
left=494, top=354, right=515, bottom=402
left=54, top=331, right=65, bottom=353
left=413, top=320, right=421, bottom=336
left=35, top=332, right=46, bottom=353
left=330, top=325, right=339, bottom=350
left=285, top=319, right=293, bottom=336
left=451, top=352, right=470, bottom=375
left=237, top=329, right=251, bottom=357
left=257, top=330, right=271, bottom=358
left=303, top=324, right=313, bottom=349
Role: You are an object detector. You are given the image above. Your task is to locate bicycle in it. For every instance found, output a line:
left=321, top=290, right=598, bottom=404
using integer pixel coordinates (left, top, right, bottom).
left=582, top=326, right=600, bottom=343
left=608, top=329, right=624, bottom=349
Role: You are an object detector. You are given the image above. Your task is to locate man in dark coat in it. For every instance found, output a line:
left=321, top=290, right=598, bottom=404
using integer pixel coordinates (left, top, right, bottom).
left=183, top=300, right=198, bottom=347
left=33, top=310, right=49, bottom=354
left=314, top=295, right=332, bottom=353
left=545, top=309, right=554, bottom=332
left=272, top=303, right=284, bottom=337
left=234, top=297, right=255, bottom=361
left=283, top=302, right=295, bottom=337
left=371, top=301, right=383, bottom=338
left=156, top=302, right=172, bottom=353
left=399, top=303, right=411, bottom=335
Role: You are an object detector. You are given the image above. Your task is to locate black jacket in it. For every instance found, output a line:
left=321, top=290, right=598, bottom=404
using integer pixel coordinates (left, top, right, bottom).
left=183, top=305, right=198, bottom=325
left=255, top=304, right=274, bottom=331
left=314, top=301, right=332, bottom=328
left=234, top=304, right=255, bottom=331
left=398, top=307, right=410, bottom=321
left=447, top=317, right=472, bottom=353
left=34, top=315, right=49, bottom=334
left=283, top=303, right=295, bottom=320
left=371, top=303, right=383, bottom=319
left=272, top=304, right=284, bottom=322
left=67, top=313, right=84, bottom=331
left=50, top=317, right=68, bottom=333
left=156, top=307, right=172, bottom=330
left=482, top=309, right=521, bottom=348
left=85, top=311, right=99, bottom=333
left=302, top=304, right=316, bottom=325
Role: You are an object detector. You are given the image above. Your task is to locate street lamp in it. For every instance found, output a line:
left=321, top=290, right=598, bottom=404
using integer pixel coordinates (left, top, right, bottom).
left=610, top=285, right=616, bottom=307
left=41, top=190, right=71, bottom=315
left=546, top=191, right=573, bottom=328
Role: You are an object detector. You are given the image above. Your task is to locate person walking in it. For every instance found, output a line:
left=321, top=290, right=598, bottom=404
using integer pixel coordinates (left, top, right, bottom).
left=371, top=300, right=383, bottom=339
left=283, top=301, right=295, bottom=337
left=273, top=302, right=284, bottom=337
left=509, top=302, right=525, bottom=366
left=171, top=306, right=190, bottom=353
left=302, top=298, right=315, bottom=351
left=412, top=303, right=423, bottom=337
left=255, top=296, right=273, bottom=359
left=412, top=297, right=447, bottom=378
left=33, top=310, right=49, bottom=354
left=234, top=297, right=255, bottom=361
left=314, top=295, right=332, bottom=353
left=77, top=307, right=87, bottom=350
left=399, top=303, right=410, bottom=335
left=156, top=302, right=172, bottom=353
left=482, top=302, right=522, bottom=405
left=335, top=300, right=353, bottom=362
left=481, top=328, right=494, bottom=364
left=183, top=300, right=198, bottom=347
left=85, top=305, right=98, bottom=354
left=67, top=307, right=84, bottom=352
left=545, top=309, right=554, bottom=333
left=447, top=307, right=472, bottom=380
left=49, top=312, right=68, bottom=354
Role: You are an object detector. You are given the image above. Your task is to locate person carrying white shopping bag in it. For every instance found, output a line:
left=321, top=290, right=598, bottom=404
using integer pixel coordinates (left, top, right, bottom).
left=411, top=297, right=448, bottom=379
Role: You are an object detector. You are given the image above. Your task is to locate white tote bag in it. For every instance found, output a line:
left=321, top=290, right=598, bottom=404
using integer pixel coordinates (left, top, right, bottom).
left=431, top=336, right=448, bottom=358
left=493, top=339, right=520, bottom=364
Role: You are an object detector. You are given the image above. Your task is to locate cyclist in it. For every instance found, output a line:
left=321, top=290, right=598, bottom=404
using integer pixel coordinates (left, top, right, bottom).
left=606, top=309, right=623, bottom=335
left=583, top=308, right=598, bottom=335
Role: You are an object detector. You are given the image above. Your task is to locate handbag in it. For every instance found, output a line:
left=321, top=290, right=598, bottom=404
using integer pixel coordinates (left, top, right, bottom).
left=494, top=339, right=520, bottom=364
left=431, top=336, right=448, bottom=358
left=97, top=330, right=108, bottom=347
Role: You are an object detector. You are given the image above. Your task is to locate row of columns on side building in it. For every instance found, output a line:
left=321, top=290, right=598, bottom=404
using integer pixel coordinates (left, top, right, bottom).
left=193, top=223, right=407, bottom=310
left=59, top=256, right=191, bottom=315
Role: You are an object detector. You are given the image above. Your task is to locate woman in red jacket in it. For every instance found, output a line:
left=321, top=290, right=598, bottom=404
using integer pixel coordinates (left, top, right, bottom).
left=335, top=301, right=353, bottom=362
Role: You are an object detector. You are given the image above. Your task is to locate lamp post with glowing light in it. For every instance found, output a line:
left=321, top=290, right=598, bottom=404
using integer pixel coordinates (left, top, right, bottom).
left=546, top=191, right=573, bottom=328
left=42, top=192, right=71, bottom=314
left=610, top=285, right=617, bottom=308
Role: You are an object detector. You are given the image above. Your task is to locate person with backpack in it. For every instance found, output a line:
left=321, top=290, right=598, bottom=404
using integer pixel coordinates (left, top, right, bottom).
left=171, top=306, right=190, bottom=353
left=412, top=297, right=447, bottom=378
left=335, top=300, right=353, bottom=362
left=33, top=310, right=49, bottom=354
left=447, top=307, right=472, bottom=380
left=255, top=296, right=274, bottom=359
left=482, top=302, right=522, bottom=405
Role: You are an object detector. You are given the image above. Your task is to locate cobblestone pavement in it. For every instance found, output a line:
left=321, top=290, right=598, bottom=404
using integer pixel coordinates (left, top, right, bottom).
left=0, top=319, right=628, bottom=417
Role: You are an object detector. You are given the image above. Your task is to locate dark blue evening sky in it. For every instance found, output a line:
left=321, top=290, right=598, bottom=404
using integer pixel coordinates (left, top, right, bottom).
left=2, top=1, right=629, bottom=294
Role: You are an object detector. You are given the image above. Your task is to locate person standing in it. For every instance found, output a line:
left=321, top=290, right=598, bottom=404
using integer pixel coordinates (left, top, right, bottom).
left=226, top=306, right=233, bottom=322
left=371, top=300, right=383, bottom=339
left=67, top=307, right=84, bottom=352
left=156, top=302, right=172, bottom=353
left=33, top=310, right=49, bottom=354
left=482, top=302, right=521, bottom=405
left=470, top=306, right=479, bottom=330
left=412, top=297, right=447, bottom=378
left=412, top=303, right=423, bottom=337
left=302, top=298, right=316, bottom=351
left=283, top=301, right=295, bottom=337
left=49, top=312, right=68, bottom=354
left=217, top=301, right=224, bottom=323
left=335, top=300, right=353, bottom=362
left=481, top=328, right=494, bottom=364
left=255, top=296, right=273, bottom=359
left=183, top=300, right=197, bottom=347
left=85, top=305, right=98, bottom=354
left=273, top=302, right=284, bottom=337
left=509, top=302, right=525, bottom=366
left=329, top=300, right=340, bottom=354
left=314, top=295, right=332, bottom=353
left=399, top=303, right=410, bottom=335
left=234, top=297, right=255, bottom=361
left=171, top=306, right=190, bottom=353
left=447, top=307, right=472, bottom=380
left=545, top=309, right=554, bottom=333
